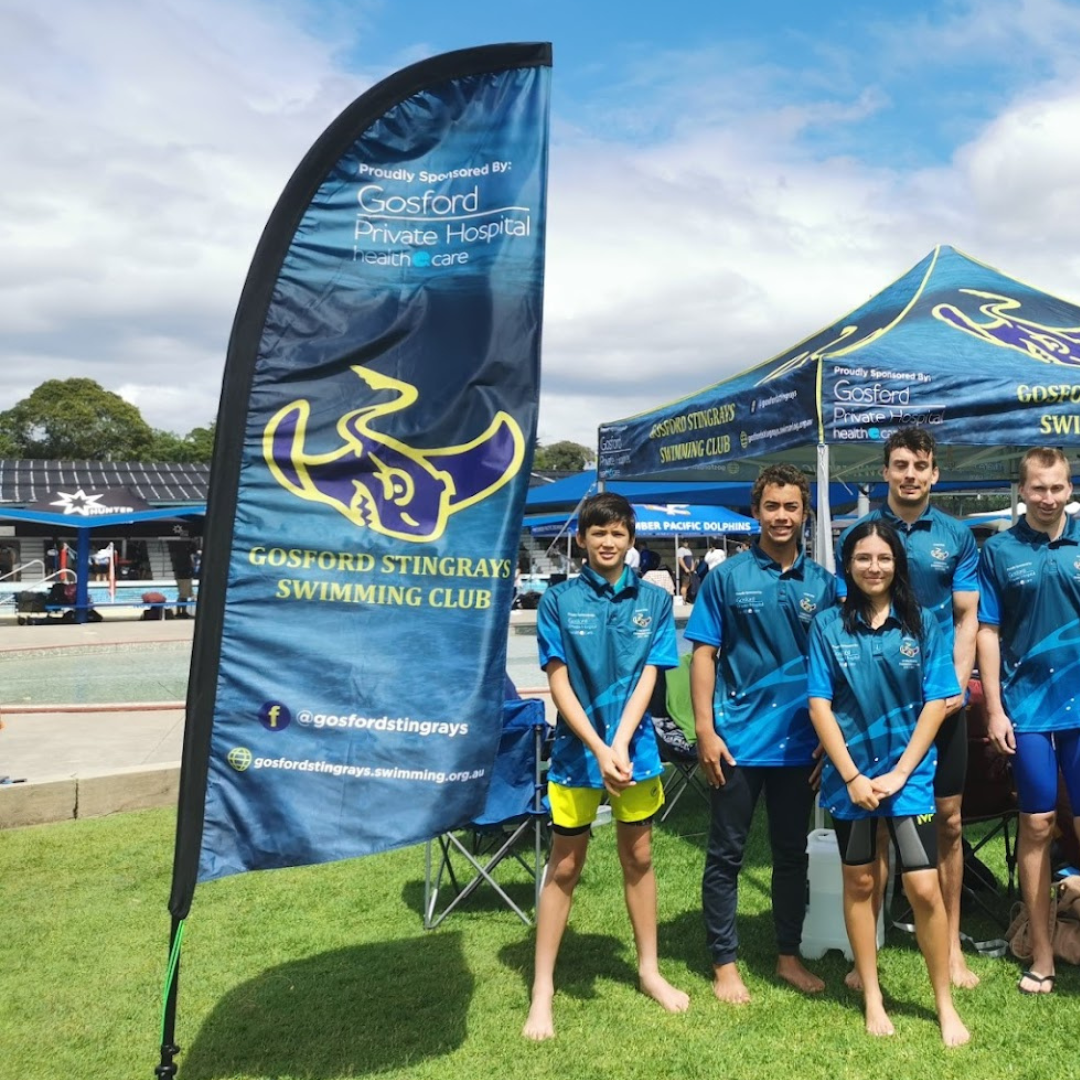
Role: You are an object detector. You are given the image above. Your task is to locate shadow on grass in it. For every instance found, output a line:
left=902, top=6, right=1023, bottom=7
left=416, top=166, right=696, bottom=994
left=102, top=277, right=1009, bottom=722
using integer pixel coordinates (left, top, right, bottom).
left=500, top=927, right=638, bottom=1000
left=179, top=934, right=471, bottom=1079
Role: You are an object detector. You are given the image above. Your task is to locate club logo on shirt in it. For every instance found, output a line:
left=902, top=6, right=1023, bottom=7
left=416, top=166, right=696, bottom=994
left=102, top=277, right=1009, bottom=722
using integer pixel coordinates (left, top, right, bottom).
left=632, top=610, right=652, bottom=632
left=799, top=596, right=817, bottom=614
left=930, top=543, right=949, bottom=562
left=898, top=637, right=921, bottom=669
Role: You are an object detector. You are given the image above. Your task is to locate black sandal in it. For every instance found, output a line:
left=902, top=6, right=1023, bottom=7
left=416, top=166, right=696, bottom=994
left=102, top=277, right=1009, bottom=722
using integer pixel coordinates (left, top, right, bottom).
left=1017, top=969, right=1056, bottom=994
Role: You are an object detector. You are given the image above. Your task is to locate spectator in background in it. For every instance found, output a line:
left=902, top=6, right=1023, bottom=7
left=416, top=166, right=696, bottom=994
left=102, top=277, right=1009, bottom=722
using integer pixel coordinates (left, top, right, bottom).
left=168, top=540, right=197, bottom=619
left=677, top=541, right=695, bottom=602
left=624, top=540, right=641, bottom=575
left=704, top=537, right=727, bottom=571
left=91, top=542, right=114, bottom=581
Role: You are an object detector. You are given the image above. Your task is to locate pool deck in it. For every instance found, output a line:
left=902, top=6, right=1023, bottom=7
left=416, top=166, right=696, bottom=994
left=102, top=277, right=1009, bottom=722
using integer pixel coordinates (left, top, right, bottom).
left=0, top=613, right=195, bottom=828
left=0, top=608, right=580, bottom=829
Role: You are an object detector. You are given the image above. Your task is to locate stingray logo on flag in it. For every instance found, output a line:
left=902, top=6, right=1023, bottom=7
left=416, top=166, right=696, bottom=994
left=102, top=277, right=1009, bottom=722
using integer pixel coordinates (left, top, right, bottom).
left=264, top=365, right=524, bottom=542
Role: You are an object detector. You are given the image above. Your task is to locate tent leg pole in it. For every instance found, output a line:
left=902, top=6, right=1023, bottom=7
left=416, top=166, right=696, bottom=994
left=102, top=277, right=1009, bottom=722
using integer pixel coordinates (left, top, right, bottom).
left=815, top=443, right=834, bottom=572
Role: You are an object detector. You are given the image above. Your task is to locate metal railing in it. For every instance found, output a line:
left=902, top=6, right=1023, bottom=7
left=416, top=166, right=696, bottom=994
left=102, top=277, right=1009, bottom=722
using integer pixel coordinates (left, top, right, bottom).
left=0, top=562, right=77, bottom=609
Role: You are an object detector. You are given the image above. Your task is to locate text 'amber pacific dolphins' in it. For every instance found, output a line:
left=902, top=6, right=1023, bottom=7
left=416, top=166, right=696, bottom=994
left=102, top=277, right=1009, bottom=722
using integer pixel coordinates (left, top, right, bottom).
left=264, top=365, right=524, bottom=542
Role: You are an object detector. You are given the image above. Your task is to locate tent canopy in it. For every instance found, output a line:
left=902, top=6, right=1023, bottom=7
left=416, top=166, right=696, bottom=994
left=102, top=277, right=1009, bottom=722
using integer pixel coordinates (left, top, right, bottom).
left=526, top=470, right=867, bottom=514
left=598, top=245, right=1080, bottom=487
left=528, top=502, right=759, bottom=538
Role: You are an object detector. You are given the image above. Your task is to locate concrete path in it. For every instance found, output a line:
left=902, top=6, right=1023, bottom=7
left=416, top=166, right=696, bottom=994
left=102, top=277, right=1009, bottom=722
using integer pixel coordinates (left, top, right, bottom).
left=0, top=614, right=195, bottom=826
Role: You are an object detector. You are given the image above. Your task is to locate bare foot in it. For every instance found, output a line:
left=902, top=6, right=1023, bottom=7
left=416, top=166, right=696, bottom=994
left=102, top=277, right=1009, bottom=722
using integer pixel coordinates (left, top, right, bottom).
left=844, top=966, right=863, bottom=992
left=949, top=952, right=980, bottom=990
left=864, top=996, right=895, bottom=1037
left=776, top=955, right=824, bottom=994
left=711, top=962, right=751, bottom=1005
left=938, top=1005, right=971, bottom=1047
left=522, top=991, right=555, bottom=1041
left=640, top=971, right=690, bottom=1013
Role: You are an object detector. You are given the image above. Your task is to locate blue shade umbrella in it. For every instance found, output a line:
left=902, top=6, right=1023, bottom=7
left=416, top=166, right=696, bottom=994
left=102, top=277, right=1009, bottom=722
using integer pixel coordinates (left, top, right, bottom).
left=527, top=502, right=758, bottom=538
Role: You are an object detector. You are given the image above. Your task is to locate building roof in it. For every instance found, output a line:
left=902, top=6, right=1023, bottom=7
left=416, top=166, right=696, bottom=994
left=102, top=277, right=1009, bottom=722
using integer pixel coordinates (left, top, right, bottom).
left=0, top=460, right=209, bottom=506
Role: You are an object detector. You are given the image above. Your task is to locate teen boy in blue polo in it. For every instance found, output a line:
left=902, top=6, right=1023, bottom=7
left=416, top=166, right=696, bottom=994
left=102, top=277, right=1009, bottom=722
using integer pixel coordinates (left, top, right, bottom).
left=836, top=428, right=980, bottom=989
left=977, top=447, right=1080, bottom=996
left=523, top=493, right=690, bottom=1040
left=687, top=463, right=837, bottom=1004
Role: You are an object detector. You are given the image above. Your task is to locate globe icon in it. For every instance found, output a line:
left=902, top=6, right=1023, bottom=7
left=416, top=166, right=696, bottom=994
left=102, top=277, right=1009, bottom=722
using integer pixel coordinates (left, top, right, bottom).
left=227, top=747, right=253, bottom=772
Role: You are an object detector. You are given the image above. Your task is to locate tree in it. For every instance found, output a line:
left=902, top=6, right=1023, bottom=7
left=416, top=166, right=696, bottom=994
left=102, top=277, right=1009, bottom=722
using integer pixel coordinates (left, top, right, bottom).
left=148, top=422, right=216, bottom=464
left=0, top=379, right=155, bottom=461
left=184, top=422, right=216, bottom=463
left=533, top=439, right=596, bottom=472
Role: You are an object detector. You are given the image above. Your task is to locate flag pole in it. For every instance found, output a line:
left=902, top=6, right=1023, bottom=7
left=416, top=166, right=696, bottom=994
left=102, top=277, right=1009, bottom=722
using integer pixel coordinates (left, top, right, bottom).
left=155, top=916, right=184, bottom=1078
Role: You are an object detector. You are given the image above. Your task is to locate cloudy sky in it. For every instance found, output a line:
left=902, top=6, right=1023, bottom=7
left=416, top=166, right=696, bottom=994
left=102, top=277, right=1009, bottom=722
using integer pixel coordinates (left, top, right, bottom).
left=4, top=0, right=1080, bottom=449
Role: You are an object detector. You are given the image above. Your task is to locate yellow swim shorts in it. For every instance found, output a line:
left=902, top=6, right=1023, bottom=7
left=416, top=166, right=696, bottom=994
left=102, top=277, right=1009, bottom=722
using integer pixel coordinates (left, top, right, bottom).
left=548, top=776, right=664, bottom=831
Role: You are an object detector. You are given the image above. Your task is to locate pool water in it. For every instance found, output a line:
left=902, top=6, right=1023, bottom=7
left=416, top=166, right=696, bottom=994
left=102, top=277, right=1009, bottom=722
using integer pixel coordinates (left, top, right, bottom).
left=0, top=640, right=191, bottom=706
left=0, top=626, right=691, bottom=706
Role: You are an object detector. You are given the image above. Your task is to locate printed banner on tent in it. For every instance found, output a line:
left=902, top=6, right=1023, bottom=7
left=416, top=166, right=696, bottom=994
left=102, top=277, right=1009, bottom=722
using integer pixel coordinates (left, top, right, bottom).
left=529, top=503, right=758, bottom=537
left=169, top=45, right=552, bottom=905
left=599, top=245, right=1080, bottom=484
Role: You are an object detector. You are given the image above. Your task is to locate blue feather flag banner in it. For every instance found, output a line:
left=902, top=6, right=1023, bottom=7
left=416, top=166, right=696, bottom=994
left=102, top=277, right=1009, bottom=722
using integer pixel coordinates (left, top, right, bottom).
left=169, top=44, right=551, bottom=911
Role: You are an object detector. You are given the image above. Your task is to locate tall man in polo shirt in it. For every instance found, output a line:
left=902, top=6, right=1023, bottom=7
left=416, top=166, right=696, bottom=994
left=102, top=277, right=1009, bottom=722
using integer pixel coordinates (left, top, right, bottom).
left=688, top=463, right=838, bottom=1004
left=836, top=428, right=980, bottom=989
left=976, top=447, right=1080, bottom=996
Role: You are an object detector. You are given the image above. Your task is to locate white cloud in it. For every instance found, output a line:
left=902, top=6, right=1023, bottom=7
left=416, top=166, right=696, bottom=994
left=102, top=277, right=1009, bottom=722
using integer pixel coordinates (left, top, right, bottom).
left=4, top=0, right=1080, bottom=458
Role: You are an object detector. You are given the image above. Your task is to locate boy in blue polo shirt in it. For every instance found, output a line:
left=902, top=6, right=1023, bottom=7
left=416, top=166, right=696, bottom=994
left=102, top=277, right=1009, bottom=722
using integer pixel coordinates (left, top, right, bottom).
left=523, top=493, right=689, bottom=1040
left=977, top=447, right=1080, bottom=996
left=687, top=463, right=837, bottom=1004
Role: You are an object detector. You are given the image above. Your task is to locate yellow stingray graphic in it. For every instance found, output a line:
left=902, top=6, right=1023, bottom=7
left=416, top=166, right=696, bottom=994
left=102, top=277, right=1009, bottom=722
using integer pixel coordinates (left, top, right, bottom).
left=264, top=365, right=524, bottom=543
left=933, top=290, right=1080, bottom=367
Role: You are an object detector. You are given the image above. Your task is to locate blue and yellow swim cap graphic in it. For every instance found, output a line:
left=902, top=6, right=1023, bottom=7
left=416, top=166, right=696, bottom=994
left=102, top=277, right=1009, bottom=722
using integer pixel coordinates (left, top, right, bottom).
left=264, top=365, right=524, bottom=542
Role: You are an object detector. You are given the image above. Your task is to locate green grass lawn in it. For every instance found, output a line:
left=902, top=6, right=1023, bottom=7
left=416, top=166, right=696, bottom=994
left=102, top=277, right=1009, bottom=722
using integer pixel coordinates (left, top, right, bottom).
left=0, top=798, right=1073, bottom=1080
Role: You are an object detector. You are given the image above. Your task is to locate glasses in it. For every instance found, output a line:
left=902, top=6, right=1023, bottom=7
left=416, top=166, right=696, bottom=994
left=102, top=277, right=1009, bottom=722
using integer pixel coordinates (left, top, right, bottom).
left=851, top=554, right=894, bottom=568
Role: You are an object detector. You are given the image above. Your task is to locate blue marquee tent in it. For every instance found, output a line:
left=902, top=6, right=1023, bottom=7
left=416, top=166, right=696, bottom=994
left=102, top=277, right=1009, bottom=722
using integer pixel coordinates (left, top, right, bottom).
left=597, top=245, right=1080, bottom=563
left=528, top=502, right=759, bottom=538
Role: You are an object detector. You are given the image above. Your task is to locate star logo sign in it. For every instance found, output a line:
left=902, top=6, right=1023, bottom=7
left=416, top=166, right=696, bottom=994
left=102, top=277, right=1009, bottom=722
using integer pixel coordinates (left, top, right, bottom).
left=49, top=489, right=106, bottom=516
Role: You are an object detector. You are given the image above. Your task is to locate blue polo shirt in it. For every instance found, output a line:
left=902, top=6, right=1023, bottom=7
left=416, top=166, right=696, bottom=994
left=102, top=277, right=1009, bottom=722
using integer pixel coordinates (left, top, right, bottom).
left=977, top=514, right=1080, bottom=734
left=537, top=566, right=678, bottom=789
left=808, top=606, right=958, bottom=820
left=684, top=545, right=838, bottom=766
left=836, top=504, right=979, bottom=651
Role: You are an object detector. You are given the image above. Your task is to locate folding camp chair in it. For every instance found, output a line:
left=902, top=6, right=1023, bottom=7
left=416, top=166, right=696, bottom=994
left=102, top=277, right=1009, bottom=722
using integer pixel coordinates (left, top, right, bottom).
left=651, top=654, right=709, bottom=822
left=891, top=679, right=1018, bottom=950
left=423, top=696, right=549, bottom=928
left=960, top=680, right=1018, bottom=922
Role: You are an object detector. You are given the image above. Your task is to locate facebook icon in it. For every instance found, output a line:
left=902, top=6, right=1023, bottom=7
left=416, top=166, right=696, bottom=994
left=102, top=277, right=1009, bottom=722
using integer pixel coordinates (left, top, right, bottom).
left=258, top=702, right=292, bottom=732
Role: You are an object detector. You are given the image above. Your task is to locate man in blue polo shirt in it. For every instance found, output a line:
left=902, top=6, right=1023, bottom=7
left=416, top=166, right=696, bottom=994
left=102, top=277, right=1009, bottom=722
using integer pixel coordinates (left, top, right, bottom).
left=977, top=447, right=1080, bottom=996
left=836, top=428, right=980, bottom=989
left=524, top=493, right=689, bottom=1040
left=688, top=463, right=838, bottom=1004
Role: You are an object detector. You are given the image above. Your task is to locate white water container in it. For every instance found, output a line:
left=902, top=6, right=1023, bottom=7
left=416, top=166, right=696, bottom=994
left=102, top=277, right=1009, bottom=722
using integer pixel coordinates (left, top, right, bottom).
left=800, top=828, right=884, bottom=960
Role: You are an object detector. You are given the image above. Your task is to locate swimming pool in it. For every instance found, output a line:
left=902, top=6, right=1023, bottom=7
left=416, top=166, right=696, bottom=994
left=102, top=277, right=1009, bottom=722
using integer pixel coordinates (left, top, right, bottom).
left=0, top=624, right=690, bottom=707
